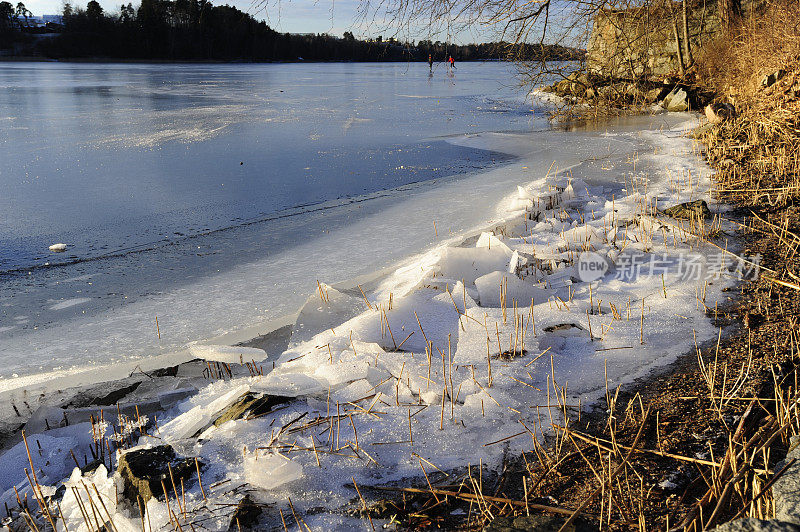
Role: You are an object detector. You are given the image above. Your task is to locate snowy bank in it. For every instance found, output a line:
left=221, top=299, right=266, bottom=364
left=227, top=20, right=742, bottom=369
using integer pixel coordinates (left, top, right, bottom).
left=0, top=115, right=753, bottom=531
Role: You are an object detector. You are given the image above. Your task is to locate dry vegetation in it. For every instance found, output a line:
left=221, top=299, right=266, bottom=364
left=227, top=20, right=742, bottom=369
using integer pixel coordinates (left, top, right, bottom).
left=364, top=2, right=800, bottom=531
left=9, top=3, right=800, bottom=532
left=695, top=0, right=800, bottom=206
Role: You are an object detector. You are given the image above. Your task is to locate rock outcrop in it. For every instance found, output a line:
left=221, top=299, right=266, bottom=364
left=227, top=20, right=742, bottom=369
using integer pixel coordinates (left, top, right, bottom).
left=540, top=73, right=709, bottom=113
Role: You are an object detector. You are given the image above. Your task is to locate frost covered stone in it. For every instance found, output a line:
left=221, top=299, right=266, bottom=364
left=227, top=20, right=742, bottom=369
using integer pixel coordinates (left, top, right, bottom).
left=117, top=445, right=198, bottom=504
left=662, top=199, right=711, bottom=220
left=213, top=392, right=293, bottom=426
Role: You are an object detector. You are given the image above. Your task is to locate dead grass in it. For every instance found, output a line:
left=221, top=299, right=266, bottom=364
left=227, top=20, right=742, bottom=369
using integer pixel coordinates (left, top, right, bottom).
left=374, top=3, right=800, bottom=530
left=694, top=0, right=800, bottom=208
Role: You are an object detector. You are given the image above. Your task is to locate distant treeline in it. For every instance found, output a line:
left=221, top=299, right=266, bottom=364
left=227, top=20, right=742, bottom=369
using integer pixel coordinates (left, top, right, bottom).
left=0, top=0, right=583, bottom=61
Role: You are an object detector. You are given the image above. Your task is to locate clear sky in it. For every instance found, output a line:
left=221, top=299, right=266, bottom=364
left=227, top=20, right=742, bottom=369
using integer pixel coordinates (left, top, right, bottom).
left=23, top=0, right=494, bottom=43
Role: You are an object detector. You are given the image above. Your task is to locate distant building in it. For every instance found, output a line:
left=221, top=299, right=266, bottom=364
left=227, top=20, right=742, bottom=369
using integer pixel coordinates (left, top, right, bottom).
left=22, top=14, right=63, bottom=27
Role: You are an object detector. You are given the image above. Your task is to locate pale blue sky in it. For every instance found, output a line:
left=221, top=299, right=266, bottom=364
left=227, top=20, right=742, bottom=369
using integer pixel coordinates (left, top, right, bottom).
left=24, top=0, right=494, bottom=43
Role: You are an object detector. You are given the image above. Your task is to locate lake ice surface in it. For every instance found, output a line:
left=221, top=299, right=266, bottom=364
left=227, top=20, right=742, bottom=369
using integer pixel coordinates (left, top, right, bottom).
left=0, top=61, right=550, bottom=385
left=0, top=62, right=711, bottom=398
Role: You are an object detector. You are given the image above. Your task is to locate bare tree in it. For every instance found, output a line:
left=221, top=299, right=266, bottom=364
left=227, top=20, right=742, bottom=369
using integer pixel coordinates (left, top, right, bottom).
left=682, top=0, right=693, bottom=66
left=717, top=0, right=741, bottom=27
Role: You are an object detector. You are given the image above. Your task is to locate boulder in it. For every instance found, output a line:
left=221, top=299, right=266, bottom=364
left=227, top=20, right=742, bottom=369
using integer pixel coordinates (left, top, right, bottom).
left=712, top=518, right=800, bottom=531
left=772, top=435, right=800, bottom=525
left=662, top=86, right=689, bottom=112
left=555, top=79, right=572, bottom=96
left=117, top=445, right=198, bottom=504
left=705, top=103, right=736, bottom=124
left=761, top=69, right=786, bottom=88
left=662, top=200, right=712, bottom=220
left=213, top=392, right=293, bottom=426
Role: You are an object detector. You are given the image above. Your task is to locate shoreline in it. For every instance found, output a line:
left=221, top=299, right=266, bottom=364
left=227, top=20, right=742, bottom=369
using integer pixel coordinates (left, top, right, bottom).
left=0, top=56, right=507, bottom=64
left=0, top=111, right=741, bottom=530
left=482, top=64, right=800, bottom=529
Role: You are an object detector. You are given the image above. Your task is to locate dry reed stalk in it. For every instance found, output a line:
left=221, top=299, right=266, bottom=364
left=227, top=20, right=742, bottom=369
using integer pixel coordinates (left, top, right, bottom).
left=558, top=407, right=650, bottom=531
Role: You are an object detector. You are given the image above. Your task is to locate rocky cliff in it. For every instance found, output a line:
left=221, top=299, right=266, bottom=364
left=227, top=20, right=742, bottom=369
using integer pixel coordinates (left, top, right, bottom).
left=586, top=0, right=763, bottom=80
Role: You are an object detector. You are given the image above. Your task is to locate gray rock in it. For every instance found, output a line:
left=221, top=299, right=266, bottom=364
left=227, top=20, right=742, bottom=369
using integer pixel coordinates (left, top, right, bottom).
left=663, top=86, right=689, bottom=112
left=117, top=445, right=198, bottom=504
left=662, top=199, right=712, bottom=219
left=762, top=69, right=786, bottom=88
left=661, top=87, right=675, bottom=108
left=713, top=518, right=800, bottom=531
left=705, top=103, right=736, bottom=124
left=228, top=495, right=263, bottom=531
left=772, top=435, right=800, bottom=524
left=213, top=392, right=293, bottom=426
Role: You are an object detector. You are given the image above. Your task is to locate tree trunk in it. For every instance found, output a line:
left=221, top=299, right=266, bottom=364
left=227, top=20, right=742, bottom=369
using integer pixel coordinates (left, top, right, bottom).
left=668, top=1, right=686, bottom=77
left=718, top=0, right=741, bottom=28
left=682, top=0, right=693, bottom=67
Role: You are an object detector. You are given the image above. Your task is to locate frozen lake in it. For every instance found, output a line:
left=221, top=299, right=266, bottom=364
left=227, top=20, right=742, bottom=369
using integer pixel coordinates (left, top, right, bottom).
left=0, top=61, right=553, bottom=384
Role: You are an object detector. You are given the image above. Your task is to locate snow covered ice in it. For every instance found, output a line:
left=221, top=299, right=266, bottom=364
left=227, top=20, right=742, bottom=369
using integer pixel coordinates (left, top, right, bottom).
left=0, top=115, right=750, bottom=530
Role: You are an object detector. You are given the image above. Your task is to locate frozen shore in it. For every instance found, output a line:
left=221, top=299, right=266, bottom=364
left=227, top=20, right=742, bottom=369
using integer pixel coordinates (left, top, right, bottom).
left=0, top=113, right=751, bottom=531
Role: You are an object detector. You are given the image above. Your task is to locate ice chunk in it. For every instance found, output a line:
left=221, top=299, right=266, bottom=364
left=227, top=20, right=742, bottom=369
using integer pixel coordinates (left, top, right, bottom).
left=508, top=197, right=533, bottom=212
left=331, top=379, right=373, bottom=402
left=49, top=243, right=67, bottom=252
left=463, top=390, right=503, bottom=414
left=159, top=384, right=249, bottom=440
left=187, top=343, right=267, bottom=364
left=244, top=452, right=303, bottom=490
left=59, top=465, right=126, bottom=532
left=562, top=179, right=588, bottom=201
left=314, top=360, right=370, bottom=387
left=508, top=250, right=521, bottom=274
left=420, top=390, right=440, bottom=405
left=291, top=283, right=365, bottom=346
left=561, top=225, right=599, bottom=248
left=476, top=232, right=514, bottom=258
left=475, top=271, right=552, bottom=308
left=0, top=431, right=81, bottom=498
left=254, top=372, right=324, bottom=397
left=436, top=247, right=513, bottom=285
